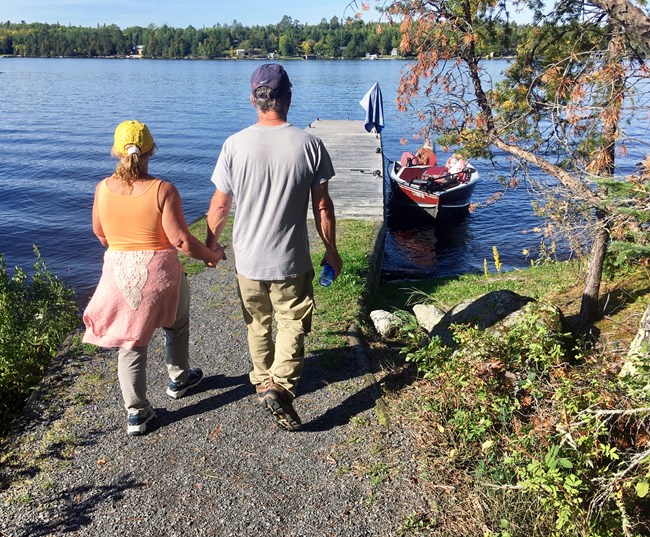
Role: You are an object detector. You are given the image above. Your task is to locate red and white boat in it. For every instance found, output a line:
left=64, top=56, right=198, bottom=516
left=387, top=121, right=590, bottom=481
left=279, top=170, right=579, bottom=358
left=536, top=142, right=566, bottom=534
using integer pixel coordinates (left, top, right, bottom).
left=388, top=151, right=480, bottom=219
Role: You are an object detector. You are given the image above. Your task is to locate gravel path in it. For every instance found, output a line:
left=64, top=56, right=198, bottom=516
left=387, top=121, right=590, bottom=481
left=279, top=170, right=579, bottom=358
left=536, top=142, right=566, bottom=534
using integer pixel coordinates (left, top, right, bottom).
left=0, top=260, right=427, bottom=536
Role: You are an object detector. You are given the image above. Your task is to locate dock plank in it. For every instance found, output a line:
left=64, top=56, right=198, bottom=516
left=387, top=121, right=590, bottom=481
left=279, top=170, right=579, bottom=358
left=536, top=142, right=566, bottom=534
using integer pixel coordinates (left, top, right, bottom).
left=306, top=119, right=385, bottom=221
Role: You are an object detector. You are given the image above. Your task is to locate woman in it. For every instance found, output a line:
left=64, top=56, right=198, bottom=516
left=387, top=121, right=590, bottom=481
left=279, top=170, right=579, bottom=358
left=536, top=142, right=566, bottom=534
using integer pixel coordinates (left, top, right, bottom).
left=83, top=120, right=225, bottom=436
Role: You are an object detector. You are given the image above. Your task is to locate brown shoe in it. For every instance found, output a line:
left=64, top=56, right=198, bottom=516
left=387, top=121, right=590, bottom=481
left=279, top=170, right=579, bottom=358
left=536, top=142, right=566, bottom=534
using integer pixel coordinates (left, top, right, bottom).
left=261, top=381, right=301, bottom=431
left=255, top=379, right=271, bottom=406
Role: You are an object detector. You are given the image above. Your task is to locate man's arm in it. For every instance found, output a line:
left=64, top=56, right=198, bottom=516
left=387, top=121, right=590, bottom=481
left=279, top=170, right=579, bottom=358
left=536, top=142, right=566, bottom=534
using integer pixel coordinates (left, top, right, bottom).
left=311, top=181, right=343, bottom=279
left=206, top=188, right=233, bottom=250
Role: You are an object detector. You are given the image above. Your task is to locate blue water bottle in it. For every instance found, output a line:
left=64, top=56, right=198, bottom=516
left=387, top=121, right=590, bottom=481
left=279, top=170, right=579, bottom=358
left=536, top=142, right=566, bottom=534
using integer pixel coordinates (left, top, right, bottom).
left=319, top=263, right=335, bottom=287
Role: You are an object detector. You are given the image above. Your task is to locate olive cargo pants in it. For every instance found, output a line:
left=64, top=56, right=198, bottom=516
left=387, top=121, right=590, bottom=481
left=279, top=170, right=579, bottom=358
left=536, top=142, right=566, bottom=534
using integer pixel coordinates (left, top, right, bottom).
left=236, top=271, right=314, bottom=398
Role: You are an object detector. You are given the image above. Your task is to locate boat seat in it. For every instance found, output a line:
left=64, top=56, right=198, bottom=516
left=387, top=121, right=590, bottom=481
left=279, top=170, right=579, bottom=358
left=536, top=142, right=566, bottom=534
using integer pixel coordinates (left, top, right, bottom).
left=423, top=166, right=449, bottom=178
left=400, top=152, right=416, bottom=166
left=397, top=166, right=427, bottom=182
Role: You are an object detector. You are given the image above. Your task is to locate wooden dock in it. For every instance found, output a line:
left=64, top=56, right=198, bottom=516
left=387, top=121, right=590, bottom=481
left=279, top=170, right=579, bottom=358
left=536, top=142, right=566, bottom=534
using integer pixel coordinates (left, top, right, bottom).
left=306, top=119, right=386, bottom=293
left=306, top=120, right=385, bottom=221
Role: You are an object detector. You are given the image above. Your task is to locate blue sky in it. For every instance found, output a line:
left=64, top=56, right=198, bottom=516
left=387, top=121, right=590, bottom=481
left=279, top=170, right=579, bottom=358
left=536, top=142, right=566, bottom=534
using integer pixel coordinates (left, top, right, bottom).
left=1, top=0, right=382, bottom=28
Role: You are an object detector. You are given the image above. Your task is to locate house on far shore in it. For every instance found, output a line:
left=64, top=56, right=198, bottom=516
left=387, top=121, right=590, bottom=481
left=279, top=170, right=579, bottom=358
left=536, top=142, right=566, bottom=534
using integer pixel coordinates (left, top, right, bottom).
left=268, top=52, right=276, bottom=59
left=236, top=49, right=247, bottom=57
left=127, top=45, right=144, bottom=58
left=365, top=53, right=378, bottom=60
left=303, top=54, right=317, bottom=60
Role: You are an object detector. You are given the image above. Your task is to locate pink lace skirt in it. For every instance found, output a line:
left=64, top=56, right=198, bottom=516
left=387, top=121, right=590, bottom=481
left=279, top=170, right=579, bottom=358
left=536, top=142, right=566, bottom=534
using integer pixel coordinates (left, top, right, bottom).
left=83, top=248, right=181, bottom=349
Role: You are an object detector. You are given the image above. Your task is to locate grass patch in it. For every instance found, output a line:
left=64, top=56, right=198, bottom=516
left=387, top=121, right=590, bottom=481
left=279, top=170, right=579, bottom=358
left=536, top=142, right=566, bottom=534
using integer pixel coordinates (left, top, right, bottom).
left=310, top=219, right=377, bottom=347
left=374, top=257, right=585, bottom=312
left=0, top=337, right=111, bottom=494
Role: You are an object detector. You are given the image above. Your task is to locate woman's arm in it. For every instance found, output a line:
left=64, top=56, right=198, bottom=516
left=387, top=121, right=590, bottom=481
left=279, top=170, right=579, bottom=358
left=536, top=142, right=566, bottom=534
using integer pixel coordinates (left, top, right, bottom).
left=159, top=182, right=226, bottom=266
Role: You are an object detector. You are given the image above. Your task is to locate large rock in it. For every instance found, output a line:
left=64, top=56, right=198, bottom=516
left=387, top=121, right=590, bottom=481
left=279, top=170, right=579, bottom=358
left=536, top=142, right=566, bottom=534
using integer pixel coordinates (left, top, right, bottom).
left=429, top=290, right=534, bottom=346
left=412, top=303, right=446, bottom=332
left=370, top=309, right=400, bottom=337
left=489, top=300, right=565, bottom=337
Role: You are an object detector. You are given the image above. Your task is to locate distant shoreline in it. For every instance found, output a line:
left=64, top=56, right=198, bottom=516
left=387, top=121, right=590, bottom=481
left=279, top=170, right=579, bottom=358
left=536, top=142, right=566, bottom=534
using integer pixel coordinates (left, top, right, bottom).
left=0, top=54, right=406, bottom=61
left=0, top=54, right=514, bottom=61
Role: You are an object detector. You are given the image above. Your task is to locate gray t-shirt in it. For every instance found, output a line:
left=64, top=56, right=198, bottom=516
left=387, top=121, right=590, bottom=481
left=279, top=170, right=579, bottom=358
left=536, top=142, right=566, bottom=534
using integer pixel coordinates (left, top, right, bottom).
left=211, top=123, right=335, bottom=280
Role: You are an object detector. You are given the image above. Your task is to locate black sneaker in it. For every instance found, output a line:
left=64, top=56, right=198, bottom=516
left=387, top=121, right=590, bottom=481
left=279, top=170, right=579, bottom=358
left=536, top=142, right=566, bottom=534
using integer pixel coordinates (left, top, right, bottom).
left=127, top=408, right=156, bottom=436
left=166, top=367, right=204, bottom=399
left=262, top=381, right=302, bottom=431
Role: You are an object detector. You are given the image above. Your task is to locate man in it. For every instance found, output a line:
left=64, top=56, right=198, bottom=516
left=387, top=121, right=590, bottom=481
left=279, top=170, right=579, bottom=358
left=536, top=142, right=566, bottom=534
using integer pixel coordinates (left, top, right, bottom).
left=206, top=63, right=343, bottom=431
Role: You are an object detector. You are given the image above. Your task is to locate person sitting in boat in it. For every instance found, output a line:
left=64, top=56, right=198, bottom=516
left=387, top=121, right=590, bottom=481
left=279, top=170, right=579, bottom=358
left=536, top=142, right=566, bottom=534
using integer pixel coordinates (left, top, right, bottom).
left=422, top=153, right=469, bottom=192
left=445, top=153, right=469, bottom=182
left=411, top=142, right=436, bottom=166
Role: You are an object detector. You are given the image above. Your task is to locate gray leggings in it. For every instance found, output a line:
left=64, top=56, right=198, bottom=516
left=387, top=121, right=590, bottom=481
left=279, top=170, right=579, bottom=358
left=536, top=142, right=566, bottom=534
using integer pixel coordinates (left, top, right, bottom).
left=117, top=273, right=191, bottom=415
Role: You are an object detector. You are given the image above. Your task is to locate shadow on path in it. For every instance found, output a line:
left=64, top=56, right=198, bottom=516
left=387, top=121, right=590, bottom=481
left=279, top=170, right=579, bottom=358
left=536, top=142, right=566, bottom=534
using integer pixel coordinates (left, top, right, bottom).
left=300, top=384, right=380, bottom=432
left=18, top=474, right=143, bottom=537
left=148, top=373, right=251, bottom=431
left=296, top=343, right=382, bottom=431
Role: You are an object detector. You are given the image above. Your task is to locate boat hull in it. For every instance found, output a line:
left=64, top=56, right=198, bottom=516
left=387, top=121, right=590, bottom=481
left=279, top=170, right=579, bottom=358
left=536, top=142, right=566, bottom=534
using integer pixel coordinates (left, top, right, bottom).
left=388, top=160, right=479, bottom=219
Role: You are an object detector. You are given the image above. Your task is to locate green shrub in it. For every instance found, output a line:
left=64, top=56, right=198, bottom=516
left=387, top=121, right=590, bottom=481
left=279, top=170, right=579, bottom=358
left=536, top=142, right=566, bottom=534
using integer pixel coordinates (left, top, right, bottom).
left=398, top=305, right=649, bottom=536
left=0, top=248, right=79, bottom=434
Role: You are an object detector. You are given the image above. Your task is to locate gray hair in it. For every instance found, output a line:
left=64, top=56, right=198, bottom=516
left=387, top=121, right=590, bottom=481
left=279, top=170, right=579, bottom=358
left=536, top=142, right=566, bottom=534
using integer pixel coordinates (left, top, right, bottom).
left=253, top=86, right=291, bottom=113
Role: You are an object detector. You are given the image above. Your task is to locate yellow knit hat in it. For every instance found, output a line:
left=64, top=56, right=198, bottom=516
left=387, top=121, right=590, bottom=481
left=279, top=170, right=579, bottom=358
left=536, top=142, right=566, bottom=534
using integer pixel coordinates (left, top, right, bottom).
left=113, top=120, right=155, bottom=156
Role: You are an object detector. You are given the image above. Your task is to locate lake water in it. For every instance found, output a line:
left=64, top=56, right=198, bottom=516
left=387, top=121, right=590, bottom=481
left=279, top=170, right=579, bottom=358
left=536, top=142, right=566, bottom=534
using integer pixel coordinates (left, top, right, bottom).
left=0, top=58, right=645, bottom=301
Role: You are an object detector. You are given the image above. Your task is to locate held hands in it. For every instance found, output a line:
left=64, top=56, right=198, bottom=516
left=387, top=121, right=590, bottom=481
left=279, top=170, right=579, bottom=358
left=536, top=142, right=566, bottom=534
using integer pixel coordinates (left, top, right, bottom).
left=205, top=244, right=227, bottom=268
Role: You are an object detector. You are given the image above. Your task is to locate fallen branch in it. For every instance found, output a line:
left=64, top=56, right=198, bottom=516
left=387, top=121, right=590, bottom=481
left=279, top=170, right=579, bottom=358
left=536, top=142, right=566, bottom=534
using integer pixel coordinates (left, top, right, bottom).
left=481, top=483, right=523, bottom=490
left=591, top=447, right=650, bottom=522
left=593, top=408, right=650, bottom=416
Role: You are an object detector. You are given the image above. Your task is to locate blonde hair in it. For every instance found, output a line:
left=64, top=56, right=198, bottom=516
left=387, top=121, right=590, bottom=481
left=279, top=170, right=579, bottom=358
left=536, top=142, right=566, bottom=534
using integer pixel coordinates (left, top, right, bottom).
left=111, top=144, right=155, bottom=186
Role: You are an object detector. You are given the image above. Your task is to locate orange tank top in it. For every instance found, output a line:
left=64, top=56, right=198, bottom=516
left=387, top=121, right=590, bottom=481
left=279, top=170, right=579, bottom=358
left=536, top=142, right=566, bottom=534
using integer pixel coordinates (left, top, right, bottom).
left=98, top=179, right=172, bottom=251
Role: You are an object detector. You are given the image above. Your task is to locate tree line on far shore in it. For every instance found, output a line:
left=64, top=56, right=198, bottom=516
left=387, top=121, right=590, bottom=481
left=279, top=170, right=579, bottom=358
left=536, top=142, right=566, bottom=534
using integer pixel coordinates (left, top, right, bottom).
left=0, top=16, right=529, bottom=59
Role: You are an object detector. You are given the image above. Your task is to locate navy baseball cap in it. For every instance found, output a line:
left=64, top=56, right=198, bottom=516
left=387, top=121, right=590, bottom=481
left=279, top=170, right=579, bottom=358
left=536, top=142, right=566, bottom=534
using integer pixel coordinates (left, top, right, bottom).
left=250, top=63, right=292, bottom=95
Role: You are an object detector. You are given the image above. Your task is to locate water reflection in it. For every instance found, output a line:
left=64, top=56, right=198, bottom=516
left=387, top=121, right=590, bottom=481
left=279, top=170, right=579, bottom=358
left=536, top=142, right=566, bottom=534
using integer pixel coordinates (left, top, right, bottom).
left=383, top=202, right=476, bottom=279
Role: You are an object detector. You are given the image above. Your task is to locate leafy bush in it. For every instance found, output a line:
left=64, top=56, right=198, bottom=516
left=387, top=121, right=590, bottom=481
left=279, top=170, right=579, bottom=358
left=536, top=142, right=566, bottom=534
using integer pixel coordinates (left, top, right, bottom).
left=0, top=248, right=79, bottom=434
left=399, top=306, right=650, bottom=536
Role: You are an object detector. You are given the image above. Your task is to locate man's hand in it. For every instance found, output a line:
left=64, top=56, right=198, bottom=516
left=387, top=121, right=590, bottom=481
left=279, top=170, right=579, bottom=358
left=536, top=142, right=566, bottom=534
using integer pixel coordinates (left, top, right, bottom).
left=322, top=250, right=343, bottom=281
left=205, top=244, right=227, bottom=267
